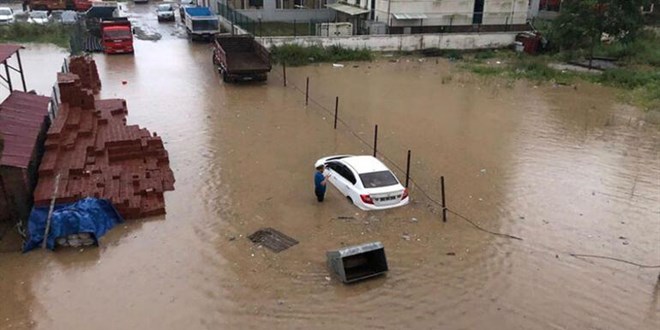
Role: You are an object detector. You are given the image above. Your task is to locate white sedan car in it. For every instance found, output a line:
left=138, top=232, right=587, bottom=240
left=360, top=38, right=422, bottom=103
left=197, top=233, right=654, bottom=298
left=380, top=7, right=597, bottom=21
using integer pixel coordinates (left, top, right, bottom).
left=0, top=7, right=15, bottom=25
left=27, top=11, right=50, bottom=24
left=315, top=155, right=409, bottom=211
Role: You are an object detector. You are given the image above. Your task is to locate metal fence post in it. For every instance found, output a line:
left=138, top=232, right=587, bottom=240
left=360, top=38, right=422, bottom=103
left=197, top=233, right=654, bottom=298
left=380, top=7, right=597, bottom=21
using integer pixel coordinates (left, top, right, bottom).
left=334, top=96, right=339, bottom=129
left=305, top=77, right=309, bottom=106
left=441, top=176, right=447, bottom=222
left=373, top=124, right=378, bottom=157
left=405, top=150, right=411, bottom=188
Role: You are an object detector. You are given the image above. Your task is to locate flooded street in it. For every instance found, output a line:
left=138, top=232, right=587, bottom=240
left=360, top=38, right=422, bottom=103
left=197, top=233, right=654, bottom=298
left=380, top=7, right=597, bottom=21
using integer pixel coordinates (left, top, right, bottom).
left=0, top=10, right=659, bottom=329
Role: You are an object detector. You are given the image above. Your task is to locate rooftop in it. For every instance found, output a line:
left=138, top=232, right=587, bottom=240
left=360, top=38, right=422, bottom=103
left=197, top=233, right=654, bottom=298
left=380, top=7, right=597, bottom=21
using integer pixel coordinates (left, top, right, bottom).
left=0, top=91, right=50, bottom=168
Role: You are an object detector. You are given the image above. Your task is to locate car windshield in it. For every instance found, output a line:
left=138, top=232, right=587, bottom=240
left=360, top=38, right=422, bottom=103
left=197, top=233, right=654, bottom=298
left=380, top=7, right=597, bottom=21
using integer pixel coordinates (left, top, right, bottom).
left=158, top=5, right=172, bottom=11
left=359, top=171, right=399, bottom=188
left=31, top=12, right=48, bottom=18
left=0, top=9, right=12, bottom=15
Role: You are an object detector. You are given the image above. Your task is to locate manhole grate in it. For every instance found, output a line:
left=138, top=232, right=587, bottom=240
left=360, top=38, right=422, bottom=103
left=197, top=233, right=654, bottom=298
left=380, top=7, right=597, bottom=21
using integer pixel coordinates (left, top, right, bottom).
left=248, top=228, right=299, bottom=253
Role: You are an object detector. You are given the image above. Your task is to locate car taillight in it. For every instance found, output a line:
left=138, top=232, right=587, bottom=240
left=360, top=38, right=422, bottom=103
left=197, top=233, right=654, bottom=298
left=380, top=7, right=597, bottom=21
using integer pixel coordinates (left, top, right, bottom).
left=360, top=194, right=374, bottom=204
left=401, top=188, right=409, bottom=200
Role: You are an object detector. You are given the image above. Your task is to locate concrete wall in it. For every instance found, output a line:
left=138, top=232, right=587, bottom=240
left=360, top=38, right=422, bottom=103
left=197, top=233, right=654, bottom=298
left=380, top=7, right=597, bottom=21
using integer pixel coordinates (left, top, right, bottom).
left=257, top=32, right=518, bottom=51
left=373, top=0, right=528, bottom=27
left=239, top=8, right=336, bottom=21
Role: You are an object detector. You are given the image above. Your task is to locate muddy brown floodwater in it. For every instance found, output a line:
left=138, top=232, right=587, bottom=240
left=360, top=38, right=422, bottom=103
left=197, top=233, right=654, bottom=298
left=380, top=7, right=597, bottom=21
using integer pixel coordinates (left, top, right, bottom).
left=0, top=39, right=658, bottom=330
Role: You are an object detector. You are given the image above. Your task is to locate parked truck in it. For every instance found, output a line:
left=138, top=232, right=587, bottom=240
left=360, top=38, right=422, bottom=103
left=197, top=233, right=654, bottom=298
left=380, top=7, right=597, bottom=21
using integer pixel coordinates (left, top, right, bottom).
left=183, top=6, right=219, bottom=41
left=85, top=2, right=133, bottom=54
left=29, top=0, right=91, bottom=11
left=212, top=35, right=271, bottom=83
left=100, top=18, right=133, bottom=54
left=29, top=0, right=66, bottom=11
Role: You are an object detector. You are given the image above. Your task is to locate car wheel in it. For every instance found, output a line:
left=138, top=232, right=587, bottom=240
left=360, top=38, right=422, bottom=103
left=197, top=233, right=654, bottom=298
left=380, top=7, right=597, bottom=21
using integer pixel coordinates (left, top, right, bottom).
left=346, top=196, right=353, bottom=204
left=222, top=71, right=229, bottom=83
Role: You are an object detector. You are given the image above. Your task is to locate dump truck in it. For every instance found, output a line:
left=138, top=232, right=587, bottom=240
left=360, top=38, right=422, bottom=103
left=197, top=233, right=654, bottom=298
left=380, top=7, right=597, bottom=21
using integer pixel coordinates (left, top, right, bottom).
left=183, top=6, right=219, bottom=41
left=29, top=0, right=66, bottom=11
left=84, top=2, right=132, bottom=54
left=29, top=0, right=91, bottom=11
left=100, top=18, right=133, bottom=54
left=212, top=35, right=271, bottom=83
left=72, top=0, right=92, bottom=11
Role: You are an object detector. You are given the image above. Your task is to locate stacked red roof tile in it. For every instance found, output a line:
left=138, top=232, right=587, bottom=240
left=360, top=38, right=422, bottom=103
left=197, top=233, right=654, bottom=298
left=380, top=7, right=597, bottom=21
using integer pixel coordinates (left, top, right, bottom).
left=33, top=56, right=175, bottom=219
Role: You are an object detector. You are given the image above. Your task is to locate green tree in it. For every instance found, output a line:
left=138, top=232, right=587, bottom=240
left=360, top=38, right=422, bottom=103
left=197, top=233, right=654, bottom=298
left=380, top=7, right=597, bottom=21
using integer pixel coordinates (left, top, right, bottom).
left=552, top=0, right=650, bottom=51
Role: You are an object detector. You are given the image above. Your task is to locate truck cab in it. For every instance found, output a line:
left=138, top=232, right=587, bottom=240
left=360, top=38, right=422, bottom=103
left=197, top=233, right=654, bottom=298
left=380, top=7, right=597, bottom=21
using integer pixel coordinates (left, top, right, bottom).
left=101, top=19, right=134, bottom=54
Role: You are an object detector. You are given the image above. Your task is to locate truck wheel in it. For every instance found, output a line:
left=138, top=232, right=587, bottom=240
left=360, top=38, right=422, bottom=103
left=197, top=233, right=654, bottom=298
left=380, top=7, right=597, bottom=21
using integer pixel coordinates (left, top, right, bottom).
left=222, top=71, right=229, bottom=83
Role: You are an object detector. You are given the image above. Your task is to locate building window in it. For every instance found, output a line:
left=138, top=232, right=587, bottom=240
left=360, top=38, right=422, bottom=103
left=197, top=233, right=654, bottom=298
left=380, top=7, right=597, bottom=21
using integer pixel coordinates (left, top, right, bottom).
left=248, top=0, right=263, bottom=8
left=276, top=0, right=327, bottom=9
left=228, top=0, right=245, bottom=9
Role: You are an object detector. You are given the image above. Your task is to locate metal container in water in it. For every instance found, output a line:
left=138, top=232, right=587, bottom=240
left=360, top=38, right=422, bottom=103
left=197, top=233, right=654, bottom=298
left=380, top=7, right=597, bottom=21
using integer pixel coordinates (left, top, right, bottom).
left=326, top=241, right=388, bottom=283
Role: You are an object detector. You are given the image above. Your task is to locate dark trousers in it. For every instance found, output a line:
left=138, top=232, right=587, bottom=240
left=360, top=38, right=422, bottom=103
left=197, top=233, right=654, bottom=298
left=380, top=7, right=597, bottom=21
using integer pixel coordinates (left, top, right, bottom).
left=315, top=188, right=325, bottom=202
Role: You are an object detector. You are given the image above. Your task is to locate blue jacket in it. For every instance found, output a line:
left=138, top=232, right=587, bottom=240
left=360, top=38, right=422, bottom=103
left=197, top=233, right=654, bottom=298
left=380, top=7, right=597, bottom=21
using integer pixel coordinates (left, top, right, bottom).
left=314, top=172, right=326, bottom=192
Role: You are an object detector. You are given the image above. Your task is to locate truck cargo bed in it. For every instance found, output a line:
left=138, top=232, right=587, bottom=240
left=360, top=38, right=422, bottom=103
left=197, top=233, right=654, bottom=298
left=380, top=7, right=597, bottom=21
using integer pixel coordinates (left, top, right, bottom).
left=226, top=52, right=270, bottom=72
left=213, top=35, right=272, bottom=82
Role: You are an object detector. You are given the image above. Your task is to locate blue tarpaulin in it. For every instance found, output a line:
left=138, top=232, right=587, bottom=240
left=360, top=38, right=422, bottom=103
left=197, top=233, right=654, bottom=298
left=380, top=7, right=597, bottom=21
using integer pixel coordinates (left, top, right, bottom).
left=23, top=198, right=124, bottom=252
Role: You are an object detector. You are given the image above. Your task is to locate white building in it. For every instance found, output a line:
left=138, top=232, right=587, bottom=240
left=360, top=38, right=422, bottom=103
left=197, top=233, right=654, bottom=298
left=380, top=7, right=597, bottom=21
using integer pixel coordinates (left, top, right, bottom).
left=215, top=0, right=338, bottom=22
left=212, top=0, right=532, bottom=34
left=330, top=0, right=530, bottom=34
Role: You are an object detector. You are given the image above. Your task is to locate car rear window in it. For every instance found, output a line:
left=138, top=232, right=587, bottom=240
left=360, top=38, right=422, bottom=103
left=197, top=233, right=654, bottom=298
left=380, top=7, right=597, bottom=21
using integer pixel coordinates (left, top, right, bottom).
left=359, top=171, right=398, bottom=188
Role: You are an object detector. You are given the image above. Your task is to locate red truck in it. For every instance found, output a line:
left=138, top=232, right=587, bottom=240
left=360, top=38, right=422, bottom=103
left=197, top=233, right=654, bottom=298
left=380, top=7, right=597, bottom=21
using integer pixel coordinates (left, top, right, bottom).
left=100, top=18, right=133, bottom=54
left=29, top=0, right=92, bottom=11
left=29, top=0, right=66, bottom=11
left=72, top=0, right=92, bottom=11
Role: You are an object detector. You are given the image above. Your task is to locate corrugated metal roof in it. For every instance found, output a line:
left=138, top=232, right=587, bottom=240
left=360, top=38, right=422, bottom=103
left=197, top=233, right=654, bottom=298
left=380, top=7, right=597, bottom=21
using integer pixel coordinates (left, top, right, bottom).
left=392, top=13, right=428, bottom=20
left=0, top=91, right=50, bottom=168
left=326, top=3, right=370, bottom=16
left=0, top=44, right=22, bottom=64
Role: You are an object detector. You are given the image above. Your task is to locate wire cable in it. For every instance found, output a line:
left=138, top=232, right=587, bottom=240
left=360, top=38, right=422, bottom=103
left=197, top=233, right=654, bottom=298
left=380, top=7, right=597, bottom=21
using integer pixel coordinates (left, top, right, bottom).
left=569, top=253, right=660, bottom=268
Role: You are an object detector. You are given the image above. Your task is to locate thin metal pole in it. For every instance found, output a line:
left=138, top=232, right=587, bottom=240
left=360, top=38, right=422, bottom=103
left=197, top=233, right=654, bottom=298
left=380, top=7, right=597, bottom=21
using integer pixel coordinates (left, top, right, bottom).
left=305, top=77, right=309, bottom=106
left=334, top=96, right=338, bottom=129
left=231, top=11, right=235, bottom=36
left=42, top=174, right=61, bottom=249
left=405, top=150, right=411, bottom=188
left=283, top=62, right=287, bottom=87
left=440, top=176, right=447, bottom=222
left=3, top=61, right=12, bottom=92
left=16, top=50, right=26, bottom=92
left=373, top=124, right=378, bottom=157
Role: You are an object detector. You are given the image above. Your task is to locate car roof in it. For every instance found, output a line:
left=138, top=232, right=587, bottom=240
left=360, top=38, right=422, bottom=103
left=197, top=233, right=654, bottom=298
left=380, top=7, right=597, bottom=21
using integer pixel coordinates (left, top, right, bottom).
left=339, top=155, right=390, bottom=174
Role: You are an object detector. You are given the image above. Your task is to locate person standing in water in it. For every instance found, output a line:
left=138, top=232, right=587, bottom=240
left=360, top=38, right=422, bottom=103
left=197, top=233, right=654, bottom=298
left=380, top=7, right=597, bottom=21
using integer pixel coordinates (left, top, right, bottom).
left=314, top=165, right=330, bottom=202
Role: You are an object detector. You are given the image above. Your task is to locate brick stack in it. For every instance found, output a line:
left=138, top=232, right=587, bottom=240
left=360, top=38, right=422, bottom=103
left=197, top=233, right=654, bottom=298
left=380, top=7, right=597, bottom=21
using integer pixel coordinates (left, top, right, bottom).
left=34, top=58, right=175, bottom=219
left=68, top=56, right=101, bottom=94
